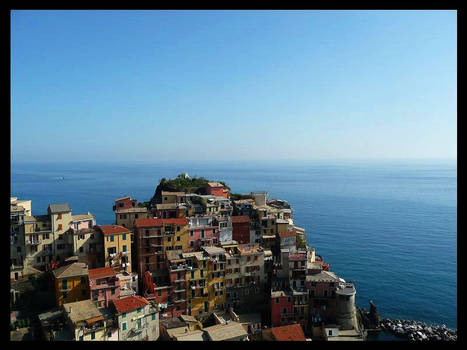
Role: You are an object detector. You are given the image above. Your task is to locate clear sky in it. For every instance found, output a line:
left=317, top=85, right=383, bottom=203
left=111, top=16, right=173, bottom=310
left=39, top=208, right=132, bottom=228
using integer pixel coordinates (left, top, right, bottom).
left=11, top=10, right=457, bottom=162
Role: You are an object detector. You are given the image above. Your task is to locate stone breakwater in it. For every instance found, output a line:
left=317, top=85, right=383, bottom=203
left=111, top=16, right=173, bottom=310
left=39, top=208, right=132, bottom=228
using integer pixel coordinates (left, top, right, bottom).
left=379, top=318, right=457, bottom=341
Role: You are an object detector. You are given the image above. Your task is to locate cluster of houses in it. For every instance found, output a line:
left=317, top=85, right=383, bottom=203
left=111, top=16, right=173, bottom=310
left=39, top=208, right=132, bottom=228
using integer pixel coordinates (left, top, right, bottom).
left=10, top=179, right=363, bottom=341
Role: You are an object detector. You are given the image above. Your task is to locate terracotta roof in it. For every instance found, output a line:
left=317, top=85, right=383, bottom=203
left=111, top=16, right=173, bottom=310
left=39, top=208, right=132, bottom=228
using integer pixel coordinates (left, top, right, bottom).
left=88, top=266, right=116, bottom=280
left=135, top=217, right=188, bottom=228
left=97, top=225, right=130, bottom=235
left=279, top=231, right=296, bottom=238
left=231, top=216, right=250, bottom=224
left=270, top=324, right=306, bottom=341
left=113, top=295, right=149, bottom=314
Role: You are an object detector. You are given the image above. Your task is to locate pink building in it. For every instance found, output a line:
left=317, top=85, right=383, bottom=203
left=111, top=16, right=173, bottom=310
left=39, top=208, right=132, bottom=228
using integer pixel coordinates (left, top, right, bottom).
left=89, top=266, right=120, bottom=308
left=187, top=216, right=219, bottom=251
left=71, top=213, right=96, bottom=231
left=113, top=196, right=138, bottom=211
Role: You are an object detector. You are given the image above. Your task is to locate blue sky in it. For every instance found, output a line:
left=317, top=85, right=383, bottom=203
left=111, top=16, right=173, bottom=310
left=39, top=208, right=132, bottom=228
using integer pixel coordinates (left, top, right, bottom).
left=11, top=10, right=457, bottom=162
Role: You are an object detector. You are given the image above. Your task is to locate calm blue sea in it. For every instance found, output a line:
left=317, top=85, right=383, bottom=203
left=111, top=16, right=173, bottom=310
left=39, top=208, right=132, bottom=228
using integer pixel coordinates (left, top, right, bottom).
left=10, top=159, right=457, bottom=330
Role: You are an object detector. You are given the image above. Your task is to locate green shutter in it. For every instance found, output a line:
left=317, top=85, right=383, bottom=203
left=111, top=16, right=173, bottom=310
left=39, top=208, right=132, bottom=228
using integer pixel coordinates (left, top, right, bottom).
left=122, top=322, right=126, bottom=330
left=123, top=234, right=126, bottom=240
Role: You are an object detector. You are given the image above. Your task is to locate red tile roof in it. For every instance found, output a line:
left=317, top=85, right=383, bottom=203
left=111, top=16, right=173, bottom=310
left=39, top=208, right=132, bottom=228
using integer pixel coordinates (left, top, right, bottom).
left=97, top=225, right=130, bottom=235
left=270, top=324, right=306, bottom=341
left=135, top=217, right=188, bottom=228
left=113, top=295, right=149, bottom=314
left=279, top=231, right=296, bottom=238
left=88, top=266, right=116, bottom=280
left=231, top=216, right=250, bottom=224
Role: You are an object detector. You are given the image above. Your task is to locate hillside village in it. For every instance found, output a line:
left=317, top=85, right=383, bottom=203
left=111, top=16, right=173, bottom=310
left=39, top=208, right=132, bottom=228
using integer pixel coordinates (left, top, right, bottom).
left=10, top=173, right=364, bottom=341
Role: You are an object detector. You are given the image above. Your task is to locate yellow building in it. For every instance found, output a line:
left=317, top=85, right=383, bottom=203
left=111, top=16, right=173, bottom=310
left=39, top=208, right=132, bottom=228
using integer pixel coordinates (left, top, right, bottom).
left=53, top=262, right=89, bottom=307
left=182, top=246, right=226, bottom=317
left=203, top=246, right=227, bottom=310
left=183, top=251, right=209, bottom=316
left=97, top=225, right=132, bottom=273
left=161, top=218, right=189, bottom=253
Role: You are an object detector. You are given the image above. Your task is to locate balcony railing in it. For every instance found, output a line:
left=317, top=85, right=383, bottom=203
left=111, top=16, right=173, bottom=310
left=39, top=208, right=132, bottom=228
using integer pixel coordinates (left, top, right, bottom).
left=26, top=239, right=42, bottom=245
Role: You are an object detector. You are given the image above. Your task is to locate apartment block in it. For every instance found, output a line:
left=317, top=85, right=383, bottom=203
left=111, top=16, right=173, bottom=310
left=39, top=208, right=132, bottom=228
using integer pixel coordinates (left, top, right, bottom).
left=112, top=295, right=159, bottom=341
left=89, top=266, right=120, bottom=308
left=97, top=225, right=132, bottom=273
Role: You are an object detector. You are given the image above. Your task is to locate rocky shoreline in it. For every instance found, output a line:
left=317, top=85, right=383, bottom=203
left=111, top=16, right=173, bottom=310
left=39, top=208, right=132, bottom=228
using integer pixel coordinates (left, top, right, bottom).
left=379, top=318, right=457, bottom=341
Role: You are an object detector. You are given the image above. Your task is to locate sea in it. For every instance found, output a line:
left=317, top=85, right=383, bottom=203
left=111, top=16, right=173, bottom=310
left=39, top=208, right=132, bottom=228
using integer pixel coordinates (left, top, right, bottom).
left=10, top=159, right=457, bottom=336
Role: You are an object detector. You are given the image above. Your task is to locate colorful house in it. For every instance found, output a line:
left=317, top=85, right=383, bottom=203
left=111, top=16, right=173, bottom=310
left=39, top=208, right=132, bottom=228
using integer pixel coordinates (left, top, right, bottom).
left=231, top=216, right=250, bottom=244
left=89, top=266, right=120, bottom=308
left=205, top=182, right=229, bottom=198
left=112, top=295, right=159, bottom=341
left=96, top=225, right=132, bottom=273
left=53, top=262, right=90, bottom=307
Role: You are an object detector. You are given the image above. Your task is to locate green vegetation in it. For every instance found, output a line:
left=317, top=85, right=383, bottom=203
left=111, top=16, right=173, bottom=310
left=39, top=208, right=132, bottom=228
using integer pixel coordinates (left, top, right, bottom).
left=138, top=201, right=151, bottom=209
left=160, top=174, right=210, bottom=192
left=230, top=193, right=252, bottom=200
left=296, top=233, right=306, bottom=249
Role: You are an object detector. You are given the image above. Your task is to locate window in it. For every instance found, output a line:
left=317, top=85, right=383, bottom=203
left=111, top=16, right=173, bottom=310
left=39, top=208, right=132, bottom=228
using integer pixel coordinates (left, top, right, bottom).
left=58, top=214, right=62, bottom=219
left=62, top=280, right=68, bottom=290
left=177, top=226, right=180, bottom=232
left=122, top=322, right=126, bottom=331
left=190, top=230, right=194, bottom=236
left=167, top=237, right=171, bottom=242
left=111, top=288, right=115, bottom=295
left=81, top=277, right=86, bottom=284
left=329, top=330, right=333, bottom=336
left=123, top=245, right=127, bottom=252
left=177, top=236, right=180, bottom=241
left=190, top=241, right=194, bottom=247
left=79, top=246, right=84, bottom=253
left=62, top=291, right=68, bottom=299
left=152, top=313, right=156, bottom=321
left=122, top=312, right=126, bottom=318
left=122, top=234, right=126, bottom=240
left=110, top=236, right=114, bottom=242
left=158, top=290, right=162, bottom=297
left=135, top=214, right=139, bottom=219
left=58, top=224, right=63, bottom=230
left=43, top=233, right=49, bottom=240
left=137, top=307, right=142, bottom=313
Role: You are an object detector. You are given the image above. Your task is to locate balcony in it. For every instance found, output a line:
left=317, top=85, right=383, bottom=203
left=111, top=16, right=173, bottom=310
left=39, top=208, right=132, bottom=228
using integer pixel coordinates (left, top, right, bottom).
left=26, top=239, right=42, bottom=245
